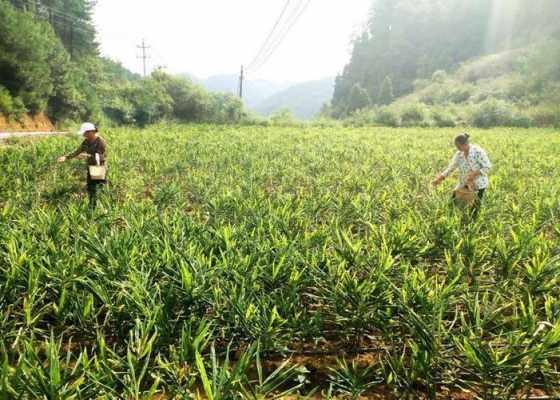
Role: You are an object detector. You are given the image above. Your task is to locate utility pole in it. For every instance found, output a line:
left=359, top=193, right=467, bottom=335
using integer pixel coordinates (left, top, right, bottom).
left=137, top=39, right=151, bottom=78
left=69, top=21, right=74, bottom=58
left=238, top=65, right=244, bottom=99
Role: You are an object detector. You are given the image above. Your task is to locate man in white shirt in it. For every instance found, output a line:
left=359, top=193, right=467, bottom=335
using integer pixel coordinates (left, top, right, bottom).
left=432, top=133, right=492, bottom=217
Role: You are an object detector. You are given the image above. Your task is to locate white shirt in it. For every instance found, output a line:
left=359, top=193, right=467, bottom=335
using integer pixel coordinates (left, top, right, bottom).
left=442, top=144, right=491, bottom=190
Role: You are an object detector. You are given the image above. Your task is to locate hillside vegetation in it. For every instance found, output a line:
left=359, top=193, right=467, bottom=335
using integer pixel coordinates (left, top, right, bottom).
left=0, top=0, right=245, bottom=128
left=340, top=40, right=560, bottom=128
left=328, top=0, right=560, bottom=127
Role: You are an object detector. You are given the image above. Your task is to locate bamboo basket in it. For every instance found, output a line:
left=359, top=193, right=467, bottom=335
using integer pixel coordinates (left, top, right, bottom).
left=454, top=185, right=476, bottom=207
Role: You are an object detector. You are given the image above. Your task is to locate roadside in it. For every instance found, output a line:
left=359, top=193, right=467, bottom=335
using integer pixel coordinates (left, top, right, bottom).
left=0, top=112, right=56, bottom=132
left=0, top=131, right=67, bottom=141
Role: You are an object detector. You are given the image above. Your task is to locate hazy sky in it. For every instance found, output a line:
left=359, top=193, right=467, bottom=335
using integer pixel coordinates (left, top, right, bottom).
left=93, top=0, right=371, bottom=82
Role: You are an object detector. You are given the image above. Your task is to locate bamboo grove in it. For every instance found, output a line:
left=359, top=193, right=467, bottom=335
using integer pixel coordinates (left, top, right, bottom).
left=1, top=125, right=559, bottom=398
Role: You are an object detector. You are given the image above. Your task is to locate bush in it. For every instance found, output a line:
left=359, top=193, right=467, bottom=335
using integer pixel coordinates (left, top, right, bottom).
left=375, top=107, right=400, bottom=127
left=470, top=98, right=514, bottom=128
left=343, top=108, right=376, bottom=127
left=419, top=85, right=444, bottom=105
left=400, top=104, right=427, bottom=127
left=510, top=114, right=534, bottom=128
left=0, top=86, right=26, bottom=120
left=0, top=86, right=14, bottom=116
left=528, top=104, right=560, bottom=127
left=431, top=70, right=448, bottom=84
left=449, top=87, right=472, bottom=104
left=310, top=117, right=342, bottom=128
left=270, top=109, right=299, bottom=127
left=431, top=108, right=457, bottom=127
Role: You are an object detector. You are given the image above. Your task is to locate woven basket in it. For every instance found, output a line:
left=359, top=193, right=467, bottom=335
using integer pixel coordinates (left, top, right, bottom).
left=88, top=165, right=106, bottom=181
left=454, top=186, right=476, bottom=207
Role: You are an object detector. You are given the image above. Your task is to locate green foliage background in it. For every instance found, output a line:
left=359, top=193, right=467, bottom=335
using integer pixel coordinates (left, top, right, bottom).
left=331, top=0, right=560, bottom=127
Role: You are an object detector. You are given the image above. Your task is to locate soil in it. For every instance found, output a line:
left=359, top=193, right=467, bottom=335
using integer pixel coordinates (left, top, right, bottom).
left=0, top=112, right=55, bottom=132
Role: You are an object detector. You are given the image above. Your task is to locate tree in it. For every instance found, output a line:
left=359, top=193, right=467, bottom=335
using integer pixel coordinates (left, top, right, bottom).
left=0, top=1, right=248, bottom=125
left=347, top=84, right=371, bottom=113
left=331, top=0, right=498, bottom=116
left=0, top=1, right=70, bottom=115
left=120, top=77, right=173, bottom=127
left=378, top=76, right=394, bottom=105
left=9, top=0, right=98, bottom=58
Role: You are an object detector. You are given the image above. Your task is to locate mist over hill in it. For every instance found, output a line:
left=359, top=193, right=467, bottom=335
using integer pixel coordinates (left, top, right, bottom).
left=254, top=77, right=335, bottom=120
left=183, top=74, right=294, bottom=109
left=183, top=74, right=334, bottom=119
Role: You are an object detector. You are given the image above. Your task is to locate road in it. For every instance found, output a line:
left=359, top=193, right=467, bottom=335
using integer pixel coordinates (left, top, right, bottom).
left=0, top=131, right=68, bottom=140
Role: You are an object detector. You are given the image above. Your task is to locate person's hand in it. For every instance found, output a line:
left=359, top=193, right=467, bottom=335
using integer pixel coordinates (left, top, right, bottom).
left=431, top=175, right=444, bottom=187
left=57, top=156, right=66, bottom=163
left=76, top=153, right=90, bottom=161
left=467, top=173, right=476, bottom=184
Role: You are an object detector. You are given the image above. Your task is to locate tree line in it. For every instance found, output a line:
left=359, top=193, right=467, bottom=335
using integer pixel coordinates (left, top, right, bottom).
left=0, top=0, right=245, bottom=127
left=331, top=0, right=560, bottom=118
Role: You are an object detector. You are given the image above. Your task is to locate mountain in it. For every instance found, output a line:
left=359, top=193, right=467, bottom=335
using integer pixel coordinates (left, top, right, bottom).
left=331, top=0, right=560, bottom=118
left=253, top=77, right=335, bottom=120
left=343, top=39, right=560, bottom=128
left=180, top=73, right=335, bottom=120
left=183, top=74, right=294, bottom=109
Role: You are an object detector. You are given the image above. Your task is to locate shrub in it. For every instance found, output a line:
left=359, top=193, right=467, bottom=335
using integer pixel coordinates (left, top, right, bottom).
left=343, top=108, right=376, bottom=127
left=270, top=109, right=299, bottom=127
left=0, top=86, right=26, bottom=120
left=510, top=114, right=534, bottom=128
left=528, top=104, right=560, bottom=127
left=0, top=86, right=14, bottom=116
left=375, top=107, right=400, bottom=127
left=419, top=85, right=445, bottom=105
left=449, top=87, right=472, bottom=104
left=400, top=104, right=427, bottom=127
left=470, top=98, right=514, bottom=128
left=431, top=70, right=448, bottom=84
left=431, top=108, right=457, bottom=127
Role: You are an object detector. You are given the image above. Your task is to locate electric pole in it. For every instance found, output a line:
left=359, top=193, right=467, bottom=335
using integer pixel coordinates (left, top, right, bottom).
left=137, top=39, right=151, bottom=78
left=69, top=21, right=74, bottom=58
left=238, top=65, right=244, bottom=99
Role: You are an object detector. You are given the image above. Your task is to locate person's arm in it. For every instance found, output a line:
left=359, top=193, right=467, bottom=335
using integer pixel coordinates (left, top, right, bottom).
left=58, top=142, right=85, bottom=162
left=433, top=153, right=458, bottom=186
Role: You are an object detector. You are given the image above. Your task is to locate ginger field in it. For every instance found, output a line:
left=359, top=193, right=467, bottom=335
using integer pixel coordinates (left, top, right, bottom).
left=1, top=125, right=559, bottom=399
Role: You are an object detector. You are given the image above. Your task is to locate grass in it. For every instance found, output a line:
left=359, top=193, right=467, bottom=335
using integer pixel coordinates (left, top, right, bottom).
left=1, top=124, right=559, bottom=399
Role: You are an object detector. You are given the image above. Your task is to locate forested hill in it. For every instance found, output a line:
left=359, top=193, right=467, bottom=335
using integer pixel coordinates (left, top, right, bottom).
left=0, top=0, right=245, bottom=128
left=331, top=0, right=560, bottom=118
left=254, top=77, right=335, bottom=120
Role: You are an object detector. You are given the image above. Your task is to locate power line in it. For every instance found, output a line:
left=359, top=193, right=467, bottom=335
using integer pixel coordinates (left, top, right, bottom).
left=247, top=0, right=311, bottom=74
left=247, top=0, right=305, bottom=73
left=246, top=0, right=292, bottom=72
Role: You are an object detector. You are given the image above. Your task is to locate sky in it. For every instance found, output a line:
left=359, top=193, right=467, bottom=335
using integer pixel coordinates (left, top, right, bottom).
left=92, top=0, right=372, bottom=82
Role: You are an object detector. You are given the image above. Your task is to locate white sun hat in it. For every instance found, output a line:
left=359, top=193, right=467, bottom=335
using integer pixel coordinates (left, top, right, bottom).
left=77, top=122, right=96, bottom=135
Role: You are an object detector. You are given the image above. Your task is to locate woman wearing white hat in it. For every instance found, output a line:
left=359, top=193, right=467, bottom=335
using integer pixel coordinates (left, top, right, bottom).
left=58, top=122, right=107, bottom=209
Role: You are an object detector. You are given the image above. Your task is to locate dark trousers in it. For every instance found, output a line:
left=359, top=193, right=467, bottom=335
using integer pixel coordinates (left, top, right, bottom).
left=87, top=172, right=106, bottom=209
left=452, top=188, right=485, bottom=218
